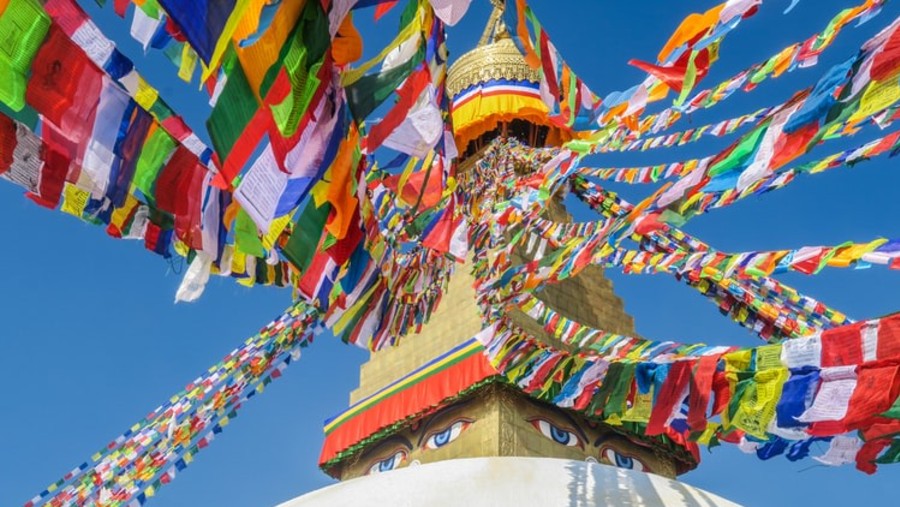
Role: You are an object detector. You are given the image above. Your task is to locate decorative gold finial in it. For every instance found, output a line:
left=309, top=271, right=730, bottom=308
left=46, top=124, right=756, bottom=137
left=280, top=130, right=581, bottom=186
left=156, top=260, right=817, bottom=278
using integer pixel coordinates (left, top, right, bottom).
left=477, top=0, right=509, bottom=47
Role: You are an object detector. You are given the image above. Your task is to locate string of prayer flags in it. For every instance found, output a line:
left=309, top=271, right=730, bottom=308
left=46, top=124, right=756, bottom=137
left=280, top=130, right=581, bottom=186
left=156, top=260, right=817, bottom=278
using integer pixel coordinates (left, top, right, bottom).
left=26, top=302, right=318, bottom=507
left=479, top=310, right=900, bottom=473
left=573, top=0, right=886, bottom=155
left=6, top=1, right=900, bottom=504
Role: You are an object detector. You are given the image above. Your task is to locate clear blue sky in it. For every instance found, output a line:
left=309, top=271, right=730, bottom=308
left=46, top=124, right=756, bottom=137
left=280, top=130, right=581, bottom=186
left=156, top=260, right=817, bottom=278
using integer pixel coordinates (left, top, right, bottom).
left=2, top=1, right=900, bottom=506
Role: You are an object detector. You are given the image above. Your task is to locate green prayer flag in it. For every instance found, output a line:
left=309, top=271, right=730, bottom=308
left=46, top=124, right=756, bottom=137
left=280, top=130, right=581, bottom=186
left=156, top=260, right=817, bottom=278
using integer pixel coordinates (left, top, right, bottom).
left=0, top=0, right=51, bottom=112
left=875, top=438, right=900, bottom=464
left=207, top=49, right=259, bottom=161
left=148, top=206, right=175, bottom=231
left=345, top=43, right=425, bottom=121
left=269, top=0, right=329, bottom=136
left=605, top=363, right=637, bottom=419
left=234, top=208, right=266, bottom=258
left=137, top=0, right=162, bottom=19
left=149, top=98, right=176, bottom=123
left=588, top=362, right=626, bottom=417
left=880, top=391, right=900, bottom=420
left=133, top=128, right=177, bottom=200
left=282, top=200, right=331, bottom=272
left=708, top=120, right=770, bottom=177
left=0, top=99, right=38, bottom=129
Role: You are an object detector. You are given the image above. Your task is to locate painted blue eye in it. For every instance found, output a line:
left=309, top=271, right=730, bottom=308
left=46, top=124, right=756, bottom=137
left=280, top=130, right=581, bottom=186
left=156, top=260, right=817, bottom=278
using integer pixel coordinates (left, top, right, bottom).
left=367, top=450, right=407, bottom=475
left=423, top=420, right=472, bottom=450
left=602, top=448, right=647, bottom=472
left=614, top=453, right=634, bottom=469
left=379, top=455, right=398, bottom=471
left=529, top=418, right=583, bottom=448
left=433, top=427, right=452, bottom=446
left=550, top=425, right=571, bottom=445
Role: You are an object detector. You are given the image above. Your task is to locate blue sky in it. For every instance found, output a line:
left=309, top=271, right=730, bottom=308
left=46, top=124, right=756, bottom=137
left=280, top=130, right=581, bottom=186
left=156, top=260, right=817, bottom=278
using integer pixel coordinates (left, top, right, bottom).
left=2, top=1, right=900, bottom=506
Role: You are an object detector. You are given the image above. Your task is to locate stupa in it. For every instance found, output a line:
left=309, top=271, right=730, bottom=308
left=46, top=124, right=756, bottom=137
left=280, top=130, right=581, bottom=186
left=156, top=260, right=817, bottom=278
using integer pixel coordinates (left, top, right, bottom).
left=281, top=3, right=737, bottom=505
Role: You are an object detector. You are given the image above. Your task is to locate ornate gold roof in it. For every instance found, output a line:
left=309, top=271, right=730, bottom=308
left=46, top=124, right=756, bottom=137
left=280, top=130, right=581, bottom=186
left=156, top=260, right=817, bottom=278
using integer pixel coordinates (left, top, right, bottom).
left=446, top=37, right=541, bottom=98
left=445, top=3, right=574, bottom=153
left=446, top=1, right=540, bottom=100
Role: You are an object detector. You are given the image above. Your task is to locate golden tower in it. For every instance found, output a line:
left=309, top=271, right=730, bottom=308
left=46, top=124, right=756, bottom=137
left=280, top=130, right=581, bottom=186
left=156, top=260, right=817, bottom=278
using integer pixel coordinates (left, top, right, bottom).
left=317, top=3, right=697, bottom=481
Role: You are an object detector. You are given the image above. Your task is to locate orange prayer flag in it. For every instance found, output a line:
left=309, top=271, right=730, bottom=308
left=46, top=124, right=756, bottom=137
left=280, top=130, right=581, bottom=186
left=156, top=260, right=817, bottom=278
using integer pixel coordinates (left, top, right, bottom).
left=333, top=14, right=363, bottom=66
left=235, top=0, right=306, bottom=97
left=324, top=128, right=361, bottom=240
left=658, top=3, right=724, bottom=63
left=515, top=0, right=541, bottom=69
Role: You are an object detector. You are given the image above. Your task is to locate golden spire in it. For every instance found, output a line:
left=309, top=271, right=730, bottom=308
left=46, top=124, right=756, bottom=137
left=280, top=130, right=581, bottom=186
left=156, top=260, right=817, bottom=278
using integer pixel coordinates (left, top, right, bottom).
left=477, top=1, right=507, bottom=47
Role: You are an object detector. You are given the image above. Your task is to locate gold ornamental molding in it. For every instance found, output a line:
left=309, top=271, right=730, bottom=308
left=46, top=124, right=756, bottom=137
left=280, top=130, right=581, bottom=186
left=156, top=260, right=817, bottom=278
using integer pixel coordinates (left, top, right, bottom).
left=446, top=38, right=541, bottom=98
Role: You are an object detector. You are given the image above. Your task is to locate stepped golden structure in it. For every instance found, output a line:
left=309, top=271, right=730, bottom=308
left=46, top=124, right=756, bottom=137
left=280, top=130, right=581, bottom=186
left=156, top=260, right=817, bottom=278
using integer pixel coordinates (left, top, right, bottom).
left=315, top=2, right=698, bottom=484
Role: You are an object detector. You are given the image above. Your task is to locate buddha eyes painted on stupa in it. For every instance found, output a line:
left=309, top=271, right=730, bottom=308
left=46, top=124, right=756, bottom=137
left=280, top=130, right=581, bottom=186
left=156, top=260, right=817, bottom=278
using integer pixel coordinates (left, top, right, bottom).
left=526, top=416, right=586, bottom=449
left=360, top=402, right=478, bottom=476
left=359, top=435, right=414, bottom=476
left=600, top=446, right=649, bottom=472
left=422, top=418, right=474, bottom=451
left=522, top=399, right=657, bottom=473
left=342, top=387, right=683, bottom=480
left=368, top=450, right=408, bottom=475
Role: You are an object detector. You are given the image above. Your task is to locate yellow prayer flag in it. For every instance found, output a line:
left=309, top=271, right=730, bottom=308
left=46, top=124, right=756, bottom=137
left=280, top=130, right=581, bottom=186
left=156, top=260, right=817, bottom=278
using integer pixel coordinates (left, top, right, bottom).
left=850, top=78, right=900, bottom=124
left=696, top=422, right=721, bottom=445
left=61, top=183, right=90, bottom=218
left=755, top=344, right=783, bottom=371
left=134, top=77, right=160, bottom=111
left=109, top=195, right=139, bottom=232
left=731, top=367, right=787, bottom=439
left=724, top=349, right=752, bottom=373
left=827, top=238, right=888, bottom=267
left=173, top=240, right=189, bottom=258
left=622, top=389, right=653, bottom=423
left=178, top=44, right=198, bottom=82
left=263, top=214, right=293, bottom=249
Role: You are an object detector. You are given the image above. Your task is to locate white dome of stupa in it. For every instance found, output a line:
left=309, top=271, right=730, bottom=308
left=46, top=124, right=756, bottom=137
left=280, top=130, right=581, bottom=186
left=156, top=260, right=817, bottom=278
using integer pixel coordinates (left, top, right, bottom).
left=278, top=457, right=741, bottom=507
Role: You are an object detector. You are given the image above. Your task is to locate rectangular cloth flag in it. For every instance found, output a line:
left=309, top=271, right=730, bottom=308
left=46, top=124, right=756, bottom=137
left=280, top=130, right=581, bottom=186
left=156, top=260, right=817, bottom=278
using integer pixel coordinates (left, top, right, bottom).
left=0, top=0, right=51, bottom=111
left=157, top=0, right=243, bottom=65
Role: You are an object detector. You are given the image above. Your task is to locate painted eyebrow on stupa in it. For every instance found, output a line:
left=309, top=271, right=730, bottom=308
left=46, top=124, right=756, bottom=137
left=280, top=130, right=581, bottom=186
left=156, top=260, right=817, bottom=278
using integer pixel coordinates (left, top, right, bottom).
left=522, top=398, right=589, bottom=445
left=594, top=434, right=613, bottom=447
left=359, top=435, right=414, bottom=460
left=594, top=432, right=654, bottom=450
left=415, top=399, right=475, bottom=447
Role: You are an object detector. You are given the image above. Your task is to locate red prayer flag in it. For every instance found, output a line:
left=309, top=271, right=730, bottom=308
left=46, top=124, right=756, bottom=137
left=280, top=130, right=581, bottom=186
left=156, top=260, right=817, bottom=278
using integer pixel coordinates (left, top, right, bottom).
left=856, top=438, right=892, bottom=474
left=27, top=26, right=103, bottom=146
left=629, top=48, right=711, bottom=94
left=0, top=114, right=15, bottom=174
left=687, top=354, right=722, bottom=431
left=821, top=322, right=864, bottom=367
left=26, top=145, right=69, bottom=209
left=374, top=1, right=399, bottom=20
left=647, top=360, right=693, bottom=436
left=877, top=314, right=900, bottom=360
left=871, top=24, right=900, bottom=81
